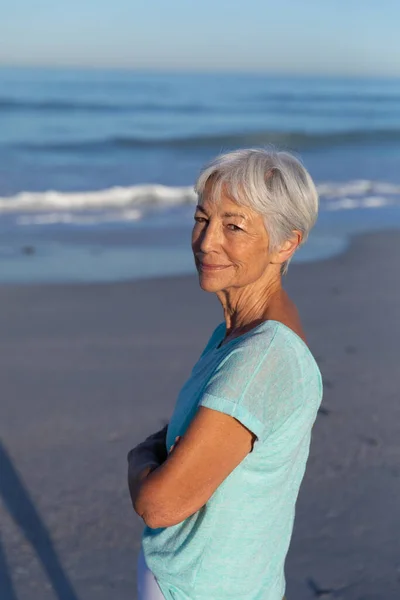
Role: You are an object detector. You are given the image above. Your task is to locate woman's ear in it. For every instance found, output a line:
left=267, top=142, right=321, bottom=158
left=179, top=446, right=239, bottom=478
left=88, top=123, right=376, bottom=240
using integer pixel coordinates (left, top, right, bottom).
left=270, top=231, right=302, bottom=267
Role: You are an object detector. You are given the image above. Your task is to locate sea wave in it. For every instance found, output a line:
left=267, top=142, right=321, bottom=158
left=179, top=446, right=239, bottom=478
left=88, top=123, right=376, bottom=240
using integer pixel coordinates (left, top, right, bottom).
left=15, top=209, right=143, bottom=226
left=2, top=92, right=400, bottom=115
left=251, top=92, right=400, bottom=105
left=0, top=181, right=399, bottom=229
left=0, top=185, right=197, bottom=213
left=13, top=128, right=400, bottom=153
left=0, top=97, right=213, bottom=115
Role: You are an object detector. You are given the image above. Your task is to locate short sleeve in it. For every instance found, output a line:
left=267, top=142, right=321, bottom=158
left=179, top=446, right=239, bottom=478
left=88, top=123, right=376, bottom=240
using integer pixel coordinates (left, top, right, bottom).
left=198, top=325, right=322, bottom=444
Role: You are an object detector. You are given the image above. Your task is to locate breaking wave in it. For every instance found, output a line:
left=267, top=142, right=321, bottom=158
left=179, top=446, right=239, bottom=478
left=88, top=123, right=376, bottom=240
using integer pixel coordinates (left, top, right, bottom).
left=0, top=180, right=399, bottom=227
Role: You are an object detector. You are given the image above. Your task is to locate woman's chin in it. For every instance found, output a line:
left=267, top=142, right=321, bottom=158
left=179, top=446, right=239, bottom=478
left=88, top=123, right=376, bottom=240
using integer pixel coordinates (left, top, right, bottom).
left=197, top=274, right=225, bottom=293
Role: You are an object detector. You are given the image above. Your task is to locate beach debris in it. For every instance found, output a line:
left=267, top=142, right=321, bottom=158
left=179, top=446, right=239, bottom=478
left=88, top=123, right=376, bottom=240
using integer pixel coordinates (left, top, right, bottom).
left=21, top=245, right=35, bottom=255
left=307, top=577, right=335, bottom=597
left=345, top=345, right=357, bottom=355
left=322, top=378, right=334, bottom=389
left=307, top=576, right=361, bottom=598
left=358, top=435, right=379, bottom=447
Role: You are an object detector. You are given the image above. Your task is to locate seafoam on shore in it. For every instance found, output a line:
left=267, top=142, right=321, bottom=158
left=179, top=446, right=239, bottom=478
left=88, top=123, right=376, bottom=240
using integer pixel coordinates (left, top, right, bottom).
left=0, top=178, right=399, bottom=225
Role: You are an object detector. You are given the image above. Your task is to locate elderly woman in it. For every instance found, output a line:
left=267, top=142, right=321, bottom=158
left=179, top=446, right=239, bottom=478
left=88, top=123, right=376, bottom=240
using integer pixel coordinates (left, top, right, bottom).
left=128, top=148, right=323, bottom=600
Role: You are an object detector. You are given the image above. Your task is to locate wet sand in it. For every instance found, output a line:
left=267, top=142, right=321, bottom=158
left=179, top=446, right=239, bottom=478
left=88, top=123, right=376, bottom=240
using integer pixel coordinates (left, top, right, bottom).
left=1, top=231, right=399, bottom=600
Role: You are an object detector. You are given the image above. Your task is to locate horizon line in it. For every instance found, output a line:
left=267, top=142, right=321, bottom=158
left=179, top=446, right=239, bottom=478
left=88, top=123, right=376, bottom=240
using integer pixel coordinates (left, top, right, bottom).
left=1, top=62, right=400, bottom=81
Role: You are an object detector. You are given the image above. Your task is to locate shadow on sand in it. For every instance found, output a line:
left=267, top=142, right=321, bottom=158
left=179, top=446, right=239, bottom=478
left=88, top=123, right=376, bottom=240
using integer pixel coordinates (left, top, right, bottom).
left=0, top=440, right=80, bottom=600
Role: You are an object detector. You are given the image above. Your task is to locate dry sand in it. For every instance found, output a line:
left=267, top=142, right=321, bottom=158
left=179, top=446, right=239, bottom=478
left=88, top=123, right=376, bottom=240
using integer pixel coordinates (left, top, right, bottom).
left=1, top=231, right=400, bottom=600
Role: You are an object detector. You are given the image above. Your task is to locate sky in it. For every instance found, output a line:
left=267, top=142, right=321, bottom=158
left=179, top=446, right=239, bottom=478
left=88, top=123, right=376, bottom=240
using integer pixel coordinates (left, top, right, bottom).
left=1, top=0, right=400, bottom=76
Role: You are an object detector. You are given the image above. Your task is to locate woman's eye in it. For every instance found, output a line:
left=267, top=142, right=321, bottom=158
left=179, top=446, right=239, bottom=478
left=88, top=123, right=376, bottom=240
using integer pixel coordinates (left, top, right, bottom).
left=227, top=224, right=242, bottom=231
left=194, top=216, right=207, bottom=223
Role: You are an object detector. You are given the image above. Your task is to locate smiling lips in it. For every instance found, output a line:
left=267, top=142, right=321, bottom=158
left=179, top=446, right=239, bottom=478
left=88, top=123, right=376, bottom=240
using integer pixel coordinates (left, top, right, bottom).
left=198, top=262, right=230, bottom=271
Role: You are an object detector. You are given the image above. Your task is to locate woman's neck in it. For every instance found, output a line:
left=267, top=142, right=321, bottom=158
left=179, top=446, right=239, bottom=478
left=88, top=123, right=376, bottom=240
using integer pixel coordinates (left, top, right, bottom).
left=217, top=277, right=283, bottom=337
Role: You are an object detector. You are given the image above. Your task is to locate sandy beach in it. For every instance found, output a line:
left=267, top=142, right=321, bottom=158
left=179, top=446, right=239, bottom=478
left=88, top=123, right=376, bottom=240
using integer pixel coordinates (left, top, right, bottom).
left=1, top=230, right=400, bottom=600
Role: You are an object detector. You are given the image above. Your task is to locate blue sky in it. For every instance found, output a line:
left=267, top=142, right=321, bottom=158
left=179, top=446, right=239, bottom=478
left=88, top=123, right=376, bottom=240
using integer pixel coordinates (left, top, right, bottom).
left=1, top=0, right=399, bottom=76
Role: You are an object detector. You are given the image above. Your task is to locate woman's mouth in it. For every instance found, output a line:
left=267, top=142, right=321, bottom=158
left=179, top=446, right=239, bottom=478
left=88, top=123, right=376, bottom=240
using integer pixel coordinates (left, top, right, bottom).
left=198, top=263, right=230, bottom=272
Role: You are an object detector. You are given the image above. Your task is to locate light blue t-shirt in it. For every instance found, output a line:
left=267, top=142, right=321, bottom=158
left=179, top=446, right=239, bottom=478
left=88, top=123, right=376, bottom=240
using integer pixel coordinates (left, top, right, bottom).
left=142, top=320, right=323, bottom=600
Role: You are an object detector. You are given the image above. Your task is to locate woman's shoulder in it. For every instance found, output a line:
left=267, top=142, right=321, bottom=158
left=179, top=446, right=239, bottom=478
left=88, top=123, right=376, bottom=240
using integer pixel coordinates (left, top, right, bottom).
left=202, top=319, right=322, bottom=385
left=203, top=319, right=323, bottom=421
left=266, top=320, right=316, bottom=360
left=222, top=319, right=322, bottom=384
left=219, top=319, right=304, bottom=354
left=269, top=321, right=322, bottom=381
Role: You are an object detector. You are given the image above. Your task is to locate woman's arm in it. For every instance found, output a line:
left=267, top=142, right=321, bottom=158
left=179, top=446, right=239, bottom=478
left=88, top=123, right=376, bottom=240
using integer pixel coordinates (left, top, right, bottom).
left=132, top=407, right=256, bottom=529
left=128, top=454, right=159, bottom=510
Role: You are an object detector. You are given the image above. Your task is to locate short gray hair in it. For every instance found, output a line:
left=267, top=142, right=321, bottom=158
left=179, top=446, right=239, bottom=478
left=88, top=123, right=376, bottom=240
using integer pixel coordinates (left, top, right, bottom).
left=194, top=148, right=319, bottom=274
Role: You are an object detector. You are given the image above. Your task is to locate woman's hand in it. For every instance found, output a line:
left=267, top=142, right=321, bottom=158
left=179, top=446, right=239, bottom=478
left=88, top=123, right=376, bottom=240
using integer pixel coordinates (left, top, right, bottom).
left=142, top=423, right=169, bottom=464
left=127, top=424, right=169, bottom=509
left=127, top=423, right=169, bottom=467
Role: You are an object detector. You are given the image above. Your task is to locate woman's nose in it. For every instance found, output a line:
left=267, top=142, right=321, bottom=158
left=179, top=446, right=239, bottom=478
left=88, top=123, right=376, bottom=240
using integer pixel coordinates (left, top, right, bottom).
left=199, top=223, right=220, bottom=253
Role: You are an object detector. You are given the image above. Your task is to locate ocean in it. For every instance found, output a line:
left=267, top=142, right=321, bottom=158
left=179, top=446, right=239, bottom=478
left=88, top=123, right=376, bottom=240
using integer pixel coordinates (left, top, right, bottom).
left=1, top=67, right=400, bottom=283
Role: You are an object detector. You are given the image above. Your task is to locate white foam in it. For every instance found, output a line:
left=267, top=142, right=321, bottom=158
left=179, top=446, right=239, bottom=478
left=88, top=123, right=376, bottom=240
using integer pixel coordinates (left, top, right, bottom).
left=0, top=184, right=197, bottom=213
left=325, top=198, right=360, bottom=211
left=0, top=181, right=399, bottom=226
left=362, top=196, right=391, bottom=208
left=16, top=209, right=143, bottom=226
left=325, top=196, right=393, bottom=211
left=317, top=180, right=400, bottom=198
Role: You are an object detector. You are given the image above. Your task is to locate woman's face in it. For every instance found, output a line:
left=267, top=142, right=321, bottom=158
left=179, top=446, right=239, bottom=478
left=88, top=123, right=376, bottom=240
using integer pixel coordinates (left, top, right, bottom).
left=191, top=185, right=273, bottom=293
